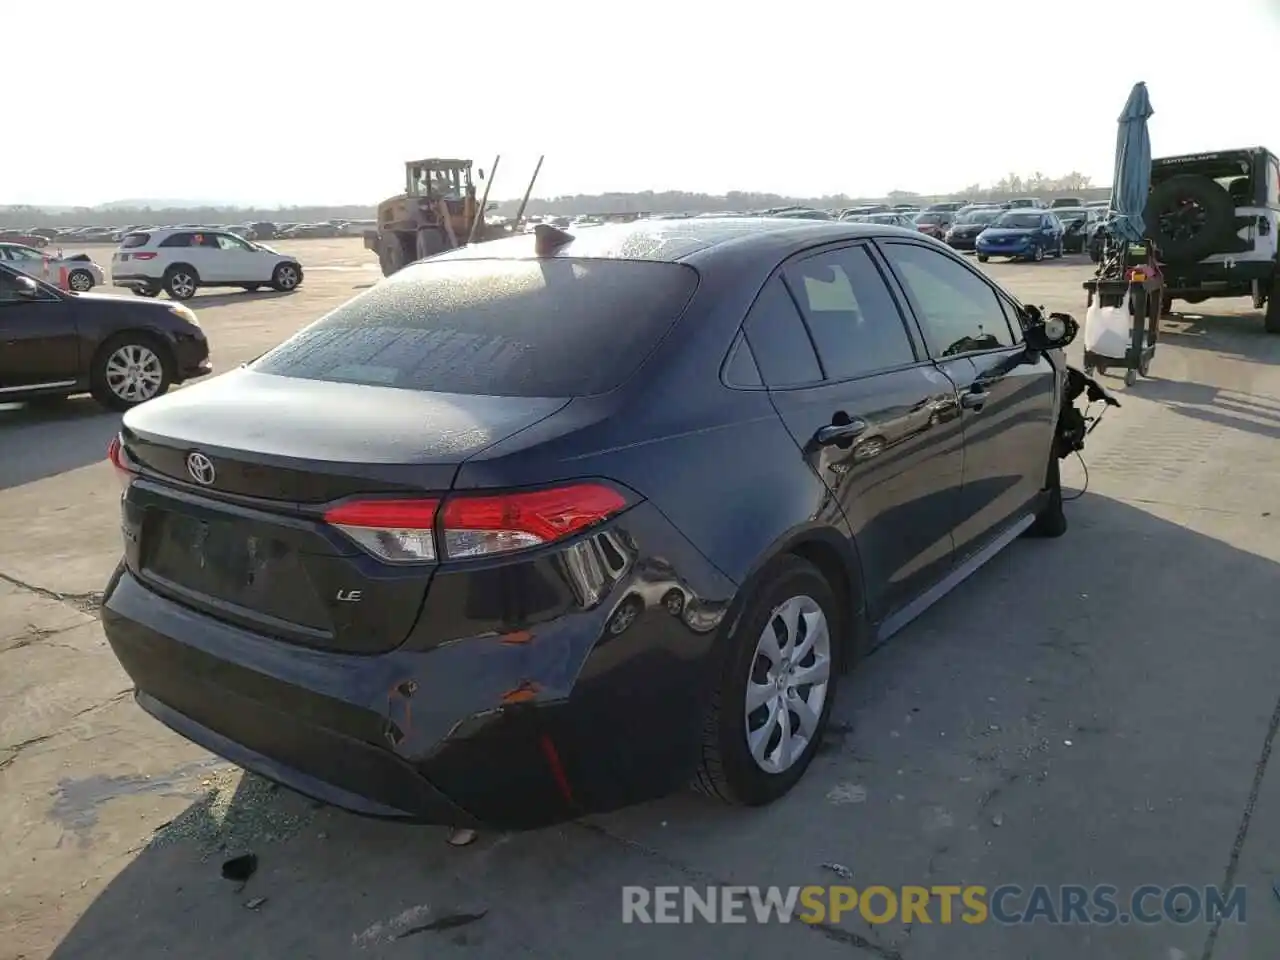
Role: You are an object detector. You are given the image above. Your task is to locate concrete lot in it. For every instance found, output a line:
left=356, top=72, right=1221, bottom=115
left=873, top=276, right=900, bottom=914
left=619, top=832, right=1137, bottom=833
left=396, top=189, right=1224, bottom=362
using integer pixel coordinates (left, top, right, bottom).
left=2, top=238, right=1279, bottom=960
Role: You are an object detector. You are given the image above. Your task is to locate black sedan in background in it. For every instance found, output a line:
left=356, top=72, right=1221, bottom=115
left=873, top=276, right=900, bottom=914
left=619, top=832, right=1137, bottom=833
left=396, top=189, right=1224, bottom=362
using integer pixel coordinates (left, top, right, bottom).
left=101, top=219, right=1079, bottom=830
left=0, top=263, right=210, bottom=410
left=944, top=208, right=1002, bottom=250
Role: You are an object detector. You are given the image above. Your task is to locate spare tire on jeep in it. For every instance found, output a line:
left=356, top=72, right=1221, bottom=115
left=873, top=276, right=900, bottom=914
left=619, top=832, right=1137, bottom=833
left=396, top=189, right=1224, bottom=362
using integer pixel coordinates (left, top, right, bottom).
left=1144, top=174, right=1237, bottom=262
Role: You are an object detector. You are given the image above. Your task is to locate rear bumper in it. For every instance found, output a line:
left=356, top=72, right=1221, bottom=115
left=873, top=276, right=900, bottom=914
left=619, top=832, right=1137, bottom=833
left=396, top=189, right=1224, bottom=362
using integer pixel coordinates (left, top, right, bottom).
left=112, top=274, right=157, bottom=289
left=101, top=503, right=738, bottom=828
left=1161, top=259, right=1275, bottom=297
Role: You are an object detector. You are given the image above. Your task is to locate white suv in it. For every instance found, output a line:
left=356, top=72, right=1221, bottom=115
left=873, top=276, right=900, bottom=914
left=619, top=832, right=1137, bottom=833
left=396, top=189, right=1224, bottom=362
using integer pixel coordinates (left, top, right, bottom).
left=112, top=227, right=303, bottom=301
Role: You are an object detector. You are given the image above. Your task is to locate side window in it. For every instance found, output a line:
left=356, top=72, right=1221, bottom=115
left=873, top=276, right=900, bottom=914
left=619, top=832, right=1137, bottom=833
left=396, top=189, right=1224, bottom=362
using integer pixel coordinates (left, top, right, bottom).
left=784, top=246, right=917, bottom=379
left=741, top=277, right=822, bottom=388
left=880, top=242, right=1016, bottom=357
left=0, top=268, right=25, bottom=301
left=723, top=335, right=763, bottom=387
left=215, top=234, right=252, bottom=251
left=996, top=296, right=1024, bottom=342
left=12, top=247, right=42, bottom=261
left=159, top=233, right=193, bottom=248
left=1269, top=158, right=1280, bottom=206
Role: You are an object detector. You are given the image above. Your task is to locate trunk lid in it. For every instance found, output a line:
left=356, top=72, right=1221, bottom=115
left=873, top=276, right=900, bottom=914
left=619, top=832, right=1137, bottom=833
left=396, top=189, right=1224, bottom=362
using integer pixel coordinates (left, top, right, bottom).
left=119, top=369, right=569, bottom=653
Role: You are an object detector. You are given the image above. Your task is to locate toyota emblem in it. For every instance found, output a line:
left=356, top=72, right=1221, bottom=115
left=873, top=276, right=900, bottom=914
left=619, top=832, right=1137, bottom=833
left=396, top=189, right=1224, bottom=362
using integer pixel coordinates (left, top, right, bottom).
left=186, top=452, right=216, bottom=486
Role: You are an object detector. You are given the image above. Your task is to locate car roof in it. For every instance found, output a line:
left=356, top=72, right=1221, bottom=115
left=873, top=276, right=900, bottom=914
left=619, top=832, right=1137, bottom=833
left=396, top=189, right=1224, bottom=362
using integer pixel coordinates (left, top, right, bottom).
left=431, top=217, right=921, bottom=267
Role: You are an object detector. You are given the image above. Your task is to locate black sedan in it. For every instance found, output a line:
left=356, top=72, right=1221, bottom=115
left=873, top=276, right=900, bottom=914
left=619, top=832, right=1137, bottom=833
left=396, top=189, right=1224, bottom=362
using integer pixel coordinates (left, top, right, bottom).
left=944, top=208, right=1002, bottom=250
left=101, top=219, right=1084, bottom=830
left=0, top=263, right=211, bottom=410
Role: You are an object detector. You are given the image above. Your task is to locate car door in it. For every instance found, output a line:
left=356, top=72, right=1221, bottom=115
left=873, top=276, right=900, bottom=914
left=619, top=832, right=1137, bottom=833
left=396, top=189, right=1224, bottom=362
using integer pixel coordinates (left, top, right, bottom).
left=741, top=243, right=966, bottom=627
left=213, top=233, right=268, bottom=282
left=877, top=240, right=1057, bottom=561
left=0, top=268, right=82, bottom=392
left=1042, top=215, right=1061, bottom=249
left=184, top=232, right=226, bottom=281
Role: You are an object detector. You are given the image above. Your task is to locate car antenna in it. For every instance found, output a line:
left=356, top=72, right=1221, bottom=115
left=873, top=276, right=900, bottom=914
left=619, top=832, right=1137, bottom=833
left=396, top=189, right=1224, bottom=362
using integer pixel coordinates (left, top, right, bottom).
left=533, top=223, right=574, bottom=257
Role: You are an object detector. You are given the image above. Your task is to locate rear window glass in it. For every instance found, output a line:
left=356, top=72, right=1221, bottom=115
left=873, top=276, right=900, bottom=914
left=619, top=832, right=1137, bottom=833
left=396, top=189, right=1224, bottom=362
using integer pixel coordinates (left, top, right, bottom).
left=120, top=233, right=151, bottom=249
left=250, top=258, right=699, bottom=397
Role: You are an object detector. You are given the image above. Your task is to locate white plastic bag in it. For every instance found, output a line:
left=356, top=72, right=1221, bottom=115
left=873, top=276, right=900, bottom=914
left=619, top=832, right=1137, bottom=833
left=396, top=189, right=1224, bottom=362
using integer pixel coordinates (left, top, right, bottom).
left=1083, top=297, right=1131, bottom=359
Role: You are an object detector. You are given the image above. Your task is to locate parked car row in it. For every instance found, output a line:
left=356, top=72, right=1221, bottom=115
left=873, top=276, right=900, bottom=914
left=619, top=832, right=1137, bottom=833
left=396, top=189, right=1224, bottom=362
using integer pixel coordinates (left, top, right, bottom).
left=0, top=219, right=381, bottom=246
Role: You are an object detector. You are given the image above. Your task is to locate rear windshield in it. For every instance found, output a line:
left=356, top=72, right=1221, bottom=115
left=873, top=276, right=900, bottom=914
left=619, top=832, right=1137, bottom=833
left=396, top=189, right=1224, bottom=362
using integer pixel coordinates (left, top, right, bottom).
left=250, top=258, right=699, bottom=397
left=120, top=232, right=151, bottom=249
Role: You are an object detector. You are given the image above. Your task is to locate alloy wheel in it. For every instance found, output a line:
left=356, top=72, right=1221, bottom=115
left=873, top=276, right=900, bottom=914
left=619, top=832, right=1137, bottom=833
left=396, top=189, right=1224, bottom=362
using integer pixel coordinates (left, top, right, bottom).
left=169, top=273, right=196, bottom=298
left=275, top=264, right=300, bottom=289
left=69, top=271, right=92, bottom=292
left=104, top=344, right=164, bottom=403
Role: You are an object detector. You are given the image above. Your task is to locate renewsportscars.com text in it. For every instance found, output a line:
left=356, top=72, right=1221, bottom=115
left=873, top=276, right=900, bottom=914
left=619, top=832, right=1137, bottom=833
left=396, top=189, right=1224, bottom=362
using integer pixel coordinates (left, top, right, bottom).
left=621, top=884, right=1247, bottom=926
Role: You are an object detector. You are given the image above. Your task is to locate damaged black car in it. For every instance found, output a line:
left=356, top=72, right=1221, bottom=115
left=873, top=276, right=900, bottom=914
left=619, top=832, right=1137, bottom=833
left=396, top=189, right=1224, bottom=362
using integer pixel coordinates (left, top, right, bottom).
left=100, top=219, right=1114, bottom=830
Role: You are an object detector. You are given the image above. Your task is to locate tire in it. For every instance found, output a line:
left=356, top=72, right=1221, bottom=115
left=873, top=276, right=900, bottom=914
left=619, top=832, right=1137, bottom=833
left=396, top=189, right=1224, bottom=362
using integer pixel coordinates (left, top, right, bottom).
left=1161, top=293, right=1173, bottom=316
left=378, top=234, right=410, bottom=276
left=271, top=262, right=302, bottom=292
left=242, top=284, right=262, bottom=292
left=1032, top=243, right=1045, bottom=262
left=67, top=269, right=94, bottom=292
left=1026, top=452, right=1067, bottom=538
left=977, top=253, right=989, bottom=263
left=1055, top=239, right=1064, bottom=258
left=693, top=555, right=839, bottom=806
left=1264, top=274, right=1280, bottom=334
left=163, top=266, right=198, bottom=301
left=605, top=595, right=644, bottom=638
left=1145, top=174, right=1236, bottom=262
left=89, top=334, right=173, bottom=411
left=132, top=286, right=161, bottom=298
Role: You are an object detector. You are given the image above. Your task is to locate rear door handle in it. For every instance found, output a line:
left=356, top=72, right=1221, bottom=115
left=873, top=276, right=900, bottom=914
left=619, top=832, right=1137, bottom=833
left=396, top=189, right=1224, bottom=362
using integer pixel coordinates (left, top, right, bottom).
left=960, top=390, right=989, bottom=410
left=815, top=419, right=868, bottom=446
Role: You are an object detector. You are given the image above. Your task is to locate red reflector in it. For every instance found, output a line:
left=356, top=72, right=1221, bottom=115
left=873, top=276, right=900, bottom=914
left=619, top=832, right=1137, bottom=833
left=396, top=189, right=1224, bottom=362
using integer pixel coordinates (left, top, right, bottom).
left=131, top=252, right=157, bottom=260
left=323, top=499, right=439, bottom=529
left=442, top=484, right=626, bottom=542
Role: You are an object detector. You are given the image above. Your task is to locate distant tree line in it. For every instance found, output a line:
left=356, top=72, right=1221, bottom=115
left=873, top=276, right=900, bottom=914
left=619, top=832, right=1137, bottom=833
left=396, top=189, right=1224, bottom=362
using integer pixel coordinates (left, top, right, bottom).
left=0, top=172, right=1112, bottom=229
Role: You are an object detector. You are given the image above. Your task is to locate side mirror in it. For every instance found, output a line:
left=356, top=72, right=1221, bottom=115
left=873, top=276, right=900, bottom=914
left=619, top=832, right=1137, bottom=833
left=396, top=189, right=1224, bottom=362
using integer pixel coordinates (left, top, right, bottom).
left=14, top=275, right=41, bottom=300
left=1024, top=311, right=1078, bottom=352
left=478, top=168, right=485, bottom=180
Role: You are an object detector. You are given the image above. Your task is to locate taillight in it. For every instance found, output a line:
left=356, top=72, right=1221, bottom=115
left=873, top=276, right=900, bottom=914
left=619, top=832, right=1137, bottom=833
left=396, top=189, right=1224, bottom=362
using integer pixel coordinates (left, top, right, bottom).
left=324, top=498, right=440, bottom=563
left=131, top=252, right=157, bottom=260
left=441, top=484, right=627, bottom=558
left=106, top=434, right=136, bottom=489
left=323, top=483, right=628, bottom=564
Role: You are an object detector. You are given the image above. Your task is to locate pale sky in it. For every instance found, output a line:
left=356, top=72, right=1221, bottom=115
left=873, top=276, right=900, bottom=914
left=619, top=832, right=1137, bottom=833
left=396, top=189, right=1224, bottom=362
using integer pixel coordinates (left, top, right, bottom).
left=7, top=0, right=1280, bottom=207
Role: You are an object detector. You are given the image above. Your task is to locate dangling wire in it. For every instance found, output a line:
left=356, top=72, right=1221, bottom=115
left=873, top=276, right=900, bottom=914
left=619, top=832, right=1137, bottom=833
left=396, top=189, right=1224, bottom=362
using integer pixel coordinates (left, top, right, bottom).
left=1063, top=399, right=1111, bottom=502
left=1063, top=450, right=1090, bottom=501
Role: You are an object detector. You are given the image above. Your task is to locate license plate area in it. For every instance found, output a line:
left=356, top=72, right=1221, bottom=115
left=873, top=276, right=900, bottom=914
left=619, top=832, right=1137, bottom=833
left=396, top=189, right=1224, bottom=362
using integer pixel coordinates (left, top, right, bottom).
left=142, top=510, right=325, bottom=630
